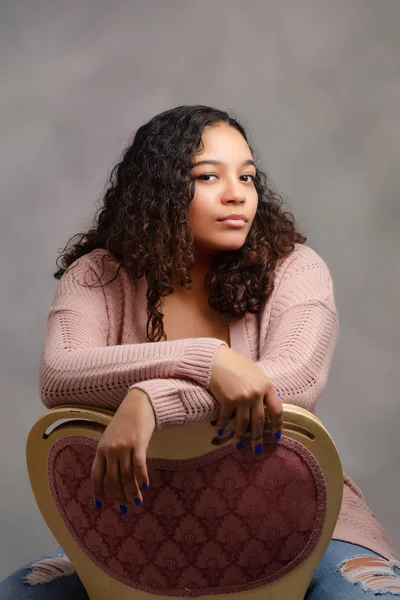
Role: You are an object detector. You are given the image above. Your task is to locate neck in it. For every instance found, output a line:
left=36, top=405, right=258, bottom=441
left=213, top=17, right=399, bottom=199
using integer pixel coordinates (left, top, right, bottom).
left=171, top=259, right=214, bottom=304
left=172, top=267, right=209, bottom=295
left=170, top=246, right=219, bottom=302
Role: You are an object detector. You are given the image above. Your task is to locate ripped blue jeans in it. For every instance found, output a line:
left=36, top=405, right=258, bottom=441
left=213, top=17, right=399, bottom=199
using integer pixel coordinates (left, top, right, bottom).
left=0, top=540, right=399, bottom=599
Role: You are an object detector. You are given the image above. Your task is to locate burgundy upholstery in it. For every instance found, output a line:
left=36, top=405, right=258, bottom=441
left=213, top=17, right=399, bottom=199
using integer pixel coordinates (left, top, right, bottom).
left=48, top=434, right=327, bottom=597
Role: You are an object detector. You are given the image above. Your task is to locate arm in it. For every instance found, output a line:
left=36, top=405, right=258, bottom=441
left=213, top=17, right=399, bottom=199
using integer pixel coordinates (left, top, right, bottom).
left=253, top=249, right=339, bottom=414
left=39, top=253, right=227, bottom=409
left=129, top=378, right=219, bottom=429
left=130, top=247, right=339, bottom=425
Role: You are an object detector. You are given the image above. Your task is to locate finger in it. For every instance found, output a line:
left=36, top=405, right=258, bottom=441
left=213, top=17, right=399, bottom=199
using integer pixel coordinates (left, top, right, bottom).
left=91, top=450, right=106, bottom=507
left=119, top=448, right=139, bottom=502
left=263, top=403, right=272, bottom=430
left=264, top=386, right=284, bottom=440
left=215, top=404, right=235, bottom=437
left=251, top=397, right=266, bottom=453
left=132, top=443, right=149, bottom=504
left=234, top=405, right=250, bottom=448
left=106, top=453, right=128, bottom=508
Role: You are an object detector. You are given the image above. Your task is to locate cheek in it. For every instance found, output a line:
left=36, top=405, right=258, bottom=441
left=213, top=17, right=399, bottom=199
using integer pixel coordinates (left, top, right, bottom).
left=188, top=196, right=214, bottom=229
left=189, top=211, right=214, bottom=238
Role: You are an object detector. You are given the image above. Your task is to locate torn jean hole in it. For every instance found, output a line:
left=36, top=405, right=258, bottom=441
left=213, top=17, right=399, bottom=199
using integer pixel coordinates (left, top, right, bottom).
left=337, top=555, right=400, bottom=595
left=21, top=551, right=75, bottom=586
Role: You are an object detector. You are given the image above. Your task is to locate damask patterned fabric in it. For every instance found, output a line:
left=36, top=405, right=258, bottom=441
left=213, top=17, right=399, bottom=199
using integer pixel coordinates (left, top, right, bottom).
left=49, top=434, right=326, bottom=596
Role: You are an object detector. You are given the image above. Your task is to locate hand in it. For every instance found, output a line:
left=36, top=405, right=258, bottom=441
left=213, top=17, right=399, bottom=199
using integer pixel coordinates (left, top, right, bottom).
left=90, top=388, right=156, bottom=509
left=210, top=345, right=283, bottom=451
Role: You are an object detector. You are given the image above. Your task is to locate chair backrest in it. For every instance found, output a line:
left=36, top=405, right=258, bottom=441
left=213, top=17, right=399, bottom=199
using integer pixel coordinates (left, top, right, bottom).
left=26, top=403, right=343, bottom=600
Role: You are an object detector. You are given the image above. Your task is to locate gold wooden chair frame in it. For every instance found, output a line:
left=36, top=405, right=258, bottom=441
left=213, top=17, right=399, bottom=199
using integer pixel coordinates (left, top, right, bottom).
left=26, top=403, right=343, bottom=599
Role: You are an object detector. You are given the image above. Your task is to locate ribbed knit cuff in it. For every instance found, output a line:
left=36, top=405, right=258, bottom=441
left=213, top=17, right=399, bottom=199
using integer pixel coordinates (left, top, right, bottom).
left=174, top=338, right=228, bottom=389
left=128, top=379, right=185, bottom=429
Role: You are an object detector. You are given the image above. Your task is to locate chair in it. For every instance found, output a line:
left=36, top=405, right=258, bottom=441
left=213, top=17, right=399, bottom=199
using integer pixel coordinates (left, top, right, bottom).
left=26, top=403, right=343, bottom=599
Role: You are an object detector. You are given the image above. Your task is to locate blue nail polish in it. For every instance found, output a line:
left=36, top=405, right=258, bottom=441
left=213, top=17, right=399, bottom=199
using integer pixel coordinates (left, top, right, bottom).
left=134, top=498, right=141, bottom=506
left=95, top=499, right=102, bottom=509
left=119, top=504, right=128, bottom=514
left=274, top=431, right=282, bottom=440
left=141, top=482, right=148, bottom=490
left=218, top=429, right=224, bottom=436
left=255, top=443, right=263, bottom=455
left=278, top=394, right=283, bottom=401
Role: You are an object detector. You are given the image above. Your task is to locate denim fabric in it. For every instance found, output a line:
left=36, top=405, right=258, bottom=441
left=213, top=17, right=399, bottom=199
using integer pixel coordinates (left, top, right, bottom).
left=0, top=540, right=399, bottom=599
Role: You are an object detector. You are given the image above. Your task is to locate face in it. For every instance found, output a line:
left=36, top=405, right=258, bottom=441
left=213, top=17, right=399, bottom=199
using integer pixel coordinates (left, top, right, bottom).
left=189, top=122, right=258, bottom=262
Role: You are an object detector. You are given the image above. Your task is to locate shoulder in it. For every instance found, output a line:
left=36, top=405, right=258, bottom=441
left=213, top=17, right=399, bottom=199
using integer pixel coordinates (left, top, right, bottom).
left=269, top=243, right=336, bottom=309
left=64, top=248, right=124, bottom=287
left=256, top=243, right=337, bottom=350
left=72, top=248, right=121, bottom=272
left=274, top=243, right=334, bottom=286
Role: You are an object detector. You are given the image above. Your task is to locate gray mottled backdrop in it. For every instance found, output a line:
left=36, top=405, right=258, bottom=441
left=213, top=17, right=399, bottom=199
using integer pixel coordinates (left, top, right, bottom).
left=1, top=0, right=399, bottom=580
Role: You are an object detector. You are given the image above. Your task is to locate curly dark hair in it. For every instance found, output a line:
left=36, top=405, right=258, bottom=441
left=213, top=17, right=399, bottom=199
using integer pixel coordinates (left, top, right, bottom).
left=54, top=105, right=306, bottom=342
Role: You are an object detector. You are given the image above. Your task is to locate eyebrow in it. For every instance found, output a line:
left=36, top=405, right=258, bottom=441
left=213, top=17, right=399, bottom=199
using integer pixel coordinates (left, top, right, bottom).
left=191, top=159, right=256, bottom=169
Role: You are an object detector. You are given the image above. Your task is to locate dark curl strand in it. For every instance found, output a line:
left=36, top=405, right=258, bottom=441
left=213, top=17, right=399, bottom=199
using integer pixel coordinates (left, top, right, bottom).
left=54, top=105, right=306, bottom=342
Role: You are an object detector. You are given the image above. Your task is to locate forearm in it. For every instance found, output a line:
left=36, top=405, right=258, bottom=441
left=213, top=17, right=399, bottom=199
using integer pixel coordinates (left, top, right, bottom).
left=39, top=335, right=226, bottom=409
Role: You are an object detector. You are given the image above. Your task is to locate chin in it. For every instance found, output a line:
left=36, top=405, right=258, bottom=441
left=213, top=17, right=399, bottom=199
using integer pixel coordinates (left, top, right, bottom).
left=195, top=235, right=248, bottom=256
left=214, top=241, right=247, bottom=252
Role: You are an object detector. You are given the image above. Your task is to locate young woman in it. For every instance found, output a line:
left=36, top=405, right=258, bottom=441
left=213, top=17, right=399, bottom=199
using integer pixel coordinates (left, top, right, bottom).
left=2, top=105, right=399, bottom=598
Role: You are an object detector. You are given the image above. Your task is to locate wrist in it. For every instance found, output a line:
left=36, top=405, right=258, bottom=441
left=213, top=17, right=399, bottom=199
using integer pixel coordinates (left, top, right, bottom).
left=126, top=386, right=149, bottom=402
left=124, top=387, right=156, bottom=424
left=122, top=388, right=147, bottom=412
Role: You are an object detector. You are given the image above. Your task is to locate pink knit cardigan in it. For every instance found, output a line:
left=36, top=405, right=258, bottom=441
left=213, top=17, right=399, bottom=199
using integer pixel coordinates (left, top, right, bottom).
left=39, top=243, right=399, bottom=565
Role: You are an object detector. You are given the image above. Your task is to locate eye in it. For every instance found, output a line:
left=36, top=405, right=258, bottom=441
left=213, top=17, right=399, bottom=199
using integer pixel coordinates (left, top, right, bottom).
left=241, top=174, right=256, bottom=182
left=196, top=174, right=218, bottom=181
left=195, top=173, right=256, bottom=182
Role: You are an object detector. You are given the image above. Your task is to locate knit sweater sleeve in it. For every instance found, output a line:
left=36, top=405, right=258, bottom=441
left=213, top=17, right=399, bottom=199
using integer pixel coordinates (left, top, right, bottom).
left=130, top=246, right=339, bottom=425
left=39, top=253, right=227, bottom=409
left=253, top=247, right=339, bottom=414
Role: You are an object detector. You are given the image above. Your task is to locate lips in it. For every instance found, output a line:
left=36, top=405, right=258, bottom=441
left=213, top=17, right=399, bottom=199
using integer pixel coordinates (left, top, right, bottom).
left=217, top=214, right=248, bottom=222
left=217, top=218, right=247, bottom=228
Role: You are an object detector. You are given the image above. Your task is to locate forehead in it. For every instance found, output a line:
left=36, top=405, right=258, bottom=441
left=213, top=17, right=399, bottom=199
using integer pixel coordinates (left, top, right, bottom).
left=196, top=122, right=251, bottom=159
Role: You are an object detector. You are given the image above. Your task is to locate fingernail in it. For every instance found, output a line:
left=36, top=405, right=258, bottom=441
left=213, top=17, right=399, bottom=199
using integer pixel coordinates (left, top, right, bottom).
left=236, top=442, right=243, bottom=450
left=134, top=498, right=141, bottom=506
left=218, top=429, right=224, bottom=436
left=274, top=431, right=282, bottom=441
left=255, top=443, right=263, bottom=455
left=141, top=482, right=148, bottom=490
left=119, top=504, right=128, bottom=514
left=95, top=499, right=102, bottom=509
left=278, top=394, right=283, bottom=401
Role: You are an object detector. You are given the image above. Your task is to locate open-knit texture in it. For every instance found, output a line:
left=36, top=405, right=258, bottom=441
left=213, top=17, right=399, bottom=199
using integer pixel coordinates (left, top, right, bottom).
left=39, top=243, right=400, bottom=565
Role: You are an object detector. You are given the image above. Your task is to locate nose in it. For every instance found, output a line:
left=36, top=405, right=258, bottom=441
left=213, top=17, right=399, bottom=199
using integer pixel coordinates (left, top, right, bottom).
left=220, top=175, right=246, bottom=204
